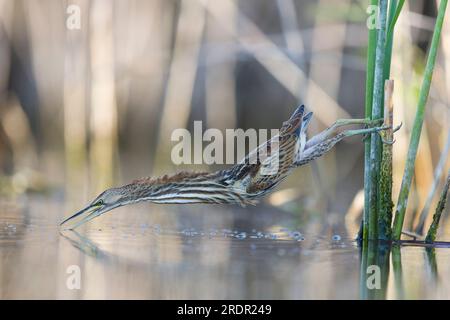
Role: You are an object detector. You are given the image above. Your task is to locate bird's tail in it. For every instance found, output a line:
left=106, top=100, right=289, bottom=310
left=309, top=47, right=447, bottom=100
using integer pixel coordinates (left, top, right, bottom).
left=300, top=111, right=313, bottom=135
left=280, top=105, right=304, bottom=136
left=278, top=105, right=313, bottom=163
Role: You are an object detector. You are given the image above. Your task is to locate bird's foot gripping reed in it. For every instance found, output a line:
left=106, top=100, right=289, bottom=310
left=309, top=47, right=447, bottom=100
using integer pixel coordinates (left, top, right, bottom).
left=60, top=105, right=390, bottom=230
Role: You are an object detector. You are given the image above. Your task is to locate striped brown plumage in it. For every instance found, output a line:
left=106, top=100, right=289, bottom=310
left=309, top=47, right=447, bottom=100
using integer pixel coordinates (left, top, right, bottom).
left=60, top=105, right=389, bottom=229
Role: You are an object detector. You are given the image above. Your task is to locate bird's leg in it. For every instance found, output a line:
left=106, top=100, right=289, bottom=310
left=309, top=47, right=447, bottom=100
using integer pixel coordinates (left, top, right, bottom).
left=305, top=118, right=383, bottom=149
left=342, top=125, right=390, bottom=139
left=294, top=125, right=389, bottom=167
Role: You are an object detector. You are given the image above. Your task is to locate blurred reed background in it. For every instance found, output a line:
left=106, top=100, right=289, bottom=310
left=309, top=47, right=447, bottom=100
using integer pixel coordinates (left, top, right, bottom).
left=0, top=0, right=449, bottom=238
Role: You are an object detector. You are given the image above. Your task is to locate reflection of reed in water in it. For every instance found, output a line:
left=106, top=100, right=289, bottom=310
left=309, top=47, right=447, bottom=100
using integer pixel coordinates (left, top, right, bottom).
left=359, top=241, right=446, bottom=300
left=391, top=245, right=404, bottom=299
left=359, top=241, right=391, bottom=300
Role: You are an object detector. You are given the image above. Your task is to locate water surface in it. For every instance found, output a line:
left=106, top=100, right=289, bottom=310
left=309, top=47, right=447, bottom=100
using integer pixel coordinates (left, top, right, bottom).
left=1, top=197, right=449, bottom=299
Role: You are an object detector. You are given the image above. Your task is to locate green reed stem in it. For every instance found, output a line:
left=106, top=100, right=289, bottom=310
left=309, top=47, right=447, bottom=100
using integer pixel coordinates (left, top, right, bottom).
left=368, top=0, right=388, bottom=240
left=383, top=0, right=398, bottom=80
left=363, top=0, right=379, bottom=240
left=378, top=80, right=394, bottom=240
left=415, top=129, right=450, bottom=234
left=425, top=170, right=450, bottom=243
left=377, top=0, right=403, bottom=240
left=392, top=0, right=448, bottom=240
left=386, top=0, right=405, bottom=37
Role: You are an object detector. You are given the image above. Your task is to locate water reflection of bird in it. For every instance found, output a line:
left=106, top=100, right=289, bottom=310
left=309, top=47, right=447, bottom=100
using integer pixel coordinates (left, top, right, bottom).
left=61, top=105, right=390, bottom=230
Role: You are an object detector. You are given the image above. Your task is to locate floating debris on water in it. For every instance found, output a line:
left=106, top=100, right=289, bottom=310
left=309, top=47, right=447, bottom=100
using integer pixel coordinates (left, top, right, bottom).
left=208, top=229, right=218, bottom=238
left=182, top=228, right=198, bottom=236
left=5, top=224, right=17, bottom=234
left=236, top=232, right=247, bottom=240
left=140, top=223, right=149, bottom=229
left=149, top=226, right=309, bottom=242
left=332, top=234, right=341, bottom=241
left=153, top=224, right=161, bottom=234
left=269, top=233, right=277, bottom=240
left=289, top=231, right=303, bottom=241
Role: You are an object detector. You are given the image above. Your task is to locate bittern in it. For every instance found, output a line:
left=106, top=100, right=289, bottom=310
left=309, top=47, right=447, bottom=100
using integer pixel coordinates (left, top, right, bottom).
left=60, top=105, right=392, bottom=230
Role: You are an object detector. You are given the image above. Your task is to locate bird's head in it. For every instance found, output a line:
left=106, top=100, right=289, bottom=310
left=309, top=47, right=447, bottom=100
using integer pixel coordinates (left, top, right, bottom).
left=60, top=187, right=130, bottom=230
left=59, top=172, right=211, bottom=230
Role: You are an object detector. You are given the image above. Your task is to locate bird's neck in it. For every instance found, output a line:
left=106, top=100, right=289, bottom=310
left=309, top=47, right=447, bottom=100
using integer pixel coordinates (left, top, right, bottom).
left=132, top=175, right=248, bottom=205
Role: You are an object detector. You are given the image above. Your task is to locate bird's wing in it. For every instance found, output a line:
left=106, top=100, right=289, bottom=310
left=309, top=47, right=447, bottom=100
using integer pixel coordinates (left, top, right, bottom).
left=220, top=105, right=310, bottom=196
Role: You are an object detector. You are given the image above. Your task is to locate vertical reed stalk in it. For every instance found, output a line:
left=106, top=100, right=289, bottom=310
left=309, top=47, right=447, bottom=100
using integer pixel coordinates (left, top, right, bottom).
left=392, top=0, right=448, bottom=240
left=387, top=0, right=404, bottom=34
left=383, top=0, right=397, bottom=80
left=415, top=129, right=450, bottom=234
left=384, top=0, right=404, bottom=79
left=425, top=170, right=450, bottom=243
left=363, top=0, right=379, bottom=240
left=89, top=0, right=119, bottom=192
left=368, top=0, right=388, bottom=239
left=154, top=0, right=206, bottom=173
left=377, top=0, right=404, bottom=240
left=378, top=80, right=394, bottom=240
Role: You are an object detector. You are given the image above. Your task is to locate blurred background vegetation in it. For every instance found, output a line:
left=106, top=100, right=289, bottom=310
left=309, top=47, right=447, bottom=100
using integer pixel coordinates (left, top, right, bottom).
left=0, top=0, right=448, bottom=238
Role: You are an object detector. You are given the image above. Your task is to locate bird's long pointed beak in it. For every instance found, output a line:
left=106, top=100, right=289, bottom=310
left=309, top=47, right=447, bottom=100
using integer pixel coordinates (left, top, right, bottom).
left=60, top=203, right=104, bottom=230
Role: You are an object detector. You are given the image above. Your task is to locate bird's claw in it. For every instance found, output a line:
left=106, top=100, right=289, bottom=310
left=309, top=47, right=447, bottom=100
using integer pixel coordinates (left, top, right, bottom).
left=381, top=137, right=396, bottom=145
left=393, top=122, right=403, bottom=133
left=378, top=122, right=402, bottom=144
